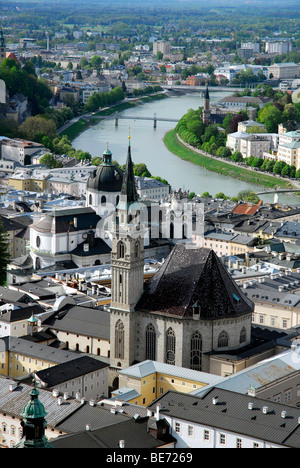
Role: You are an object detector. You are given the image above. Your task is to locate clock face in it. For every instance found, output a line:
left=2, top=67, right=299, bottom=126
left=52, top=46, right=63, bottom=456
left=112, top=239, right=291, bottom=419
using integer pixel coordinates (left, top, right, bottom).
left=166, top=351, right=175, bottom=362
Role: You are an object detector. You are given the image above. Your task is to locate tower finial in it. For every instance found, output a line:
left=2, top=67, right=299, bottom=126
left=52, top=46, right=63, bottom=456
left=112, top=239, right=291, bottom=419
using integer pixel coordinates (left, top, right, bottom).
left=128, top=126, right=131, bottom=146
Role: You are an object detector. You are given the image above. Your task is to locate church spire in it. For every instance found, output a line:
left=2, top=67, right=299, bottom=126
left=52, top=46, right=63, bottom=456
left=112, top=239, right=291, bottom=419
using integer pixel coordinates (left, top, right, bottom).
left=120, top=135, right=138, bottom=205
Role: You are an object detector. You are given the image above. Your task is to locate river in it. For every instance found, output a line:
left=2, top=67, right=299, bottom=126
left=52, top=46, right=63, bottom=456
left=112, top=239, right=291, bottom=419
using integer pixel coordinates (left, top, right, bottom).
left=73, top=91, right=299, bottom=206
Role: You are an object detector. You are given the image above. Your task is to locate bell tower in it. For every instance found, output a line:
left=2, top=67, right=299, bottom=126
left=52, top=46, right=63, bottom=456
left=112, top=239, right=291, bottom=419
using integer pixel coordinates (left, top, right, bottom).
left=109, top=137, right=146, bottom=369
left=202, top=85, right=211, bottom=124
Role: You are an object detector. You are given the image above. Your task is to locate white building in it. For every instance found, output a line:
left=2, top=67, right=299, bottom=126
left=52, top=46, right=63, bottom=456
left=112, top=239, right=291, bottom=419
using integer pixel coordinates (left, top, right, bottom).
left=148, top=388, right=300, bottom=448
left=1, top=138, right=45, bottom=165
left=276, top=129, right=300, bottom=169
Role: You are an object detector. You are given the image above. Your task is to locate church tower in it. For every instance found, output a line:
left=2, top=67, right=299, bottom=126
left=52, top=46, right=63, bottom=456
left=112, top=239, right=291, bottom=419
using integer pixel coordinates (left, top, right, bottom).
left=0, top=28, right=6, bottom=66
left=202, top=85, right=211, bottom=124
left=109, top=137, right=146, bottom=369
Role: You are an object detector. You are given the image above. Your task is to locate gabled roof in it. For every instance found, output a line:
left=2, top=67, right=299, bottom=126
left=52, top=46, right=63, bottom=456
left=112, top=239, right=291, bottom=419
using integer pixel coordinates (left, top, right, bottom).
left=137, top=245, right=254, bottom=319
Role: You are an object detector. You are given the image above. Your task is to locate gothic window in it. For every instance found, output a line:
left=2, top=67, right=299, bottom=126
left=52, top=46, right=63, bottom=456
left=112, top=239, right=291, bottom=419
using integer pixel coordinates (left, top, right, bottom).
left=218, top=330, right=229, bottom=348
left=166, top=328, right=176, bottom=365
left=146, top=323, right=156, bottom=361
left=190, top=331, right=202, bottom=370
left=115, top=320, right=125, bottom=360
left=101, top=195, right=106, bottom=205
left=240, top=327, right=246, bottom=344
left=89, top=194, right=92, bottom=205
left=116, top=195, right=120, bottom=205
left=117, top=241, right=125, bottom=258
left=135, top=241, right=140, bottom=258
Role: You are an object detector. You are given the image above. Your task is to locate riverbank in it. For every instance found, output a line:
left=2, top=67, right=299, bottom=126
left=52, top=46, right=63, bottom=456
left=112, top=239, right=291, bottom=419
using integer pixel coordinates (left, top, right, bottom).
left=164, top=129, right=298, bottom=191
left=59, top=93, right=168, bottom=141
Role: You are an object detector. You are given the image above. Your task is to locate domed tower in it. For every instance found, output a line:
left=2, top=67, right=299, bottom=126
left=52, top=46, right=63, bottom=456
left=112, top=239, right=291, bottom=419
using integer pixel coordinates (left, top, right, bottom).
left=86, top=146, right=124, bottom=216
left=15, top=385, right=53, bottom=448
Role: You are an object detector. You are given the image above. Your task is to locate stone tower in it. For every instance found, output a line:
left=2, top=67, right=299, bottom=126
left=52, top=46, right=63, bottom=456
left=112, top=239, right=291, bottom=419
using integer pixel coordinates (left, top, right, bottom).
left=0, top=28, right=6, bottom=66
left=109, top=138, right=146, bottom=369
left=202, top=85, right=211, bottom=124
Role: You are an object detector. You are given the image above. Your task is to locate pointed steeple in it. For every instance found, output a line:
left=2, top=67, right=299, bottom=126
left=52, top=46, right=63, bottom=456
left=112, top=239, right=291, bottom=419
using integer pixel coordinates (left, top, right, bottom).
left=120, top=136, right=138, bottom=205
left=0, top=28, right=5, bottom=49
left=204, top=85, right=209, bottom=100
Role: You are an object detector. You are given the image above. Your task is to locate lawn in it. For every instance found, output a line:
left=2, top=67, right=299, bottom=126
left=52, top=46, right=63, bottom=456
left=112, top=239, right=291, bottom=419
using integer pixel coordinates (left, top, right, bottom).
left=164, top=129, right=297, bottom=190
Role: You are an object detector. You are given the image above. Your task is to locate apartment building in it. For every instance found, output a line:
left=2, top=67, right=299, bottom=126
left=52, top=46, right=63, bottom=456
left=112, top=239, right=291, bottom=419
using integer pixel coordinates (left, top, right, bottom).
left=152, top=41, right=170, bottom=56
left=276, top=129, right=300, bottom=169
left=265, top=41, right=292, bottom=55
left=268, top=62, right=299, bottom=80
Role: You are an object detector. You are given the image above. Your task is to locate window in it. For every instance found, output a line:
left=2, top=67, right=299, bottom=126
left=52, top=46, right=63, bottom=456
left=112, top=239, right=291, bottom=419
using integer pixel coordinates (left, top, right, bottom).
left=236, top=438, right=242, bottom=449
left=36, top=236, right=41, bottom=248
left=145, top=323, right=156, bottom=361
left=115, top=320, right=124, bottom=360
left=220, top=433, right=226, bottom=445
left=117, top=241, right=125, bottom=259
left=253, top=442, right=260, bottom=448
left=204, top=430, right=210, bottom=441
left=175, top=422, right=181, bottom=433
left=188, top=425, right=194, bottom=437
left=166, top=328, right=176, bottom=365
left=240, top=327, right=246, bottom=344
left=218, top=331, right=229, bottom=348
left=190, top=331, right=202, bottom=370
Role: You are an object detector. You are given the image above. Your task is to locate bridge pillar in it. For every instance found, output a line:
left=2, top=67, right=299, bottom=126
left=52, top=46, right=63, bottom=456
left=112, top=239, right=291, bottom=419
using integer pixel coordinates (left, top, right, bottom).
left=153, top=118, right=157, bottom=129
left=274, top=193, right=279, bottom=204
left=115, top=118, right=118, bottom=127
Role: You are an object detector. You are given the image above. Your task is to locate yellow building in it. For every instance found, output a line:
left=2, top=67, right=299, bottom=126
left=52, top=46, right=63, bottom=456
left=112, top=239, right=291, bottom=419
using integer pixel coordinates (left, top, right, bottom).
left=8, top=173, right=48, bottom=192
left=0, top=336, right=78, bottom=380
left=112, top=360, right=225, bottom=407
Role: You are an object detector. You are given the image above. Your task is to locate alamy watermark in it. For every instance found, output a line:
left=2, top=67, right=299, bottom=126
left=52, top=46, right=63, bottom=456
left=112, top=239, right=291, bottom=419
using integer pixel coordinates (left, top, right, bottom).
left=95, top=197, right=205, bottom=248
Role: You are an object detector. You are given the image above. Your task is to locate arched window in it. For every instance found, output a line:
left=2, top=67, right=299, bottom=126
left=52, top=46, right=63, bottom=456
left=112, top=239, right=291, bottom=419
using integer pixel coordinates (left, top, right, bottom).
left=166, top=328, right=176, bottom=365
left=240, top=327, right=247, bottom=344
left=36, top=236, right=41, bottom=248
left=101, top=195, right=106, bottom=205
left=146, top=323, right=156, bottom=361
left=116, top=195, right=120, bottom=205
left=190, top=331, right=202, bottom=370
left=218, top=330, right=229, bottom=348
left=170, top=222, right=174, bottom=240
left=35, top=257, right=41, bottom=270
left=117, top=241, right=125, bottom=258
left=135, top=241, right=140, bottom=258
left=115, top=320, right=124, bottom=360
left=89, top=194, right=92, bottom=205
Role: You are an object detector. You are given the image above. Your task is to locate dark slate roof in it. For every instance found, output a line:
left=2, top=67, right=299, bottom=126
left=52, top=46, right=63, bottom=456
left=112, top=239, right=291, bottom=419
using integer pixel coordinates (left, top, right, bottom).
left=148, top=388, right=300, bottom=448
left=51, top=418, right=175, bottom=448
left=0, top=304, right=44, bottom=323
left=137, top=245, right=254, bottom=319
left=31, top=207, right=100, bottom=234
left=43, top=306, right=110, bottom=340
left=36, top=356, right=108, bottom=387
left=71, top=238, right=111, bottom=257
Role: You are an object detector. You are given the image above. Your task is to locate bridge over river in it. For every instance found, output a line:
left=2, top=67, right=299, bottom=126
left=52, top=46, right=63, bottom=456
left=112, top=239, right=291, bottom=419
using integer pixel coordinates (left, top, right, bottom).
left=256, top=188, right=300, bottom=204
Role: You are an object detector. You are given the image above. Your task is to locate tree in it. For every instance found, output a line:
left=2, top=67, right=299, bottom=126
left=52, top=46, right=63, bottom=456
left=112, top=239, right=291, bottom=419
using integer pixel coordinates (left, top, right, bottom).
left=237, top=190, right=260, bottom=204
left=40, top=153, right=62, bottom=169
left=19, top=116, right=57, bottom=141
left=0, top=219, right=10, bottom=285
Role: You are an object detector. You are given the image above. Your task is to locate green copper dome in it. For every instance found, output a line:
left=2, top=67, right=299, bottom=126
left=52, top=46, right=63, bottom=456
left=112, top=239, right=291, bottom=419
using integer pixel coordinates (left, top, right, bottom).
left=21, top=387, right=47, bottom=420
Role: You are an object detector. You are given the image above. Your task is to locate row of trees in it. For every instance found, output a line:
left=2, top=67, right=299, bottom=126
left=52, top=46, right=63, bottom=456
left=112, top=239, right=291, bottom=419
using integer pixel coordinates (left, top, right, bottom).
left=84, top=87, right=125, bottom=113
